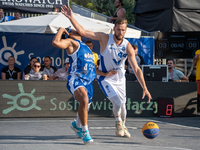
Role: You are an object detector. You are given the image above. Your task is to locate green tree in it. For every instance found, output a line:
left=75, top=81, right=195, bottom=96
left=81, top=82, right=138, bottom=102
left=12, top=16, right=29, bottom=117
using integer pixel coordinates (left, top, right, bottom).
left=71, top=0, right=136, bottom=24
left=92, top=0, right=115, bottom=16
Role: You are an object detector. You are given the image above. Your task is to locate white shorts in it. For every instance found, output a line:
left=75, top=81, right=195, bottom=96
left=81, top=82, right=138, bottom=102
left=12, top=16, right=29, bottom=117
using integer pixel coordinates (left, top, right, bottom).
left=97, top=77, right=126, bottom=103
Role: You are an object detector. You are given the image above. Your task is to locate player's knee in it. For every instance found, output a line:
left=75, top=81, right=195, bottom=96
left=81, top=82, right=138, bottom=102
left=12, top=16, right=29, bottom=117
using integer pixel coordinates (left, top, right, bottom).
left=110, top=95, right=121, bottom=108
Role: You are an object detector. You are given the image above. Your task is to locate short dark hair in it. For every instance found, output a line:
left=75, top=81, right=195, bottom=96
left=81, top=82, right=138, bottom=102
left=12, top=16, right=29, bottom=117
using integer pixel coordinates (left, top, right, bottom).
left=119, top=0, right=124, bottom=6
left=114, top=18, right=127, bottom=26
left=86, top=40, right=92, bottom=44
left=30, top=57, right=37, bottom=61
left=44, top=56, right=51, bottom=60
left=8, top=56, right=15, bottom=60
left=132, top=44, right=138, bottom=49
left=14, top=10, right=20, bottom=14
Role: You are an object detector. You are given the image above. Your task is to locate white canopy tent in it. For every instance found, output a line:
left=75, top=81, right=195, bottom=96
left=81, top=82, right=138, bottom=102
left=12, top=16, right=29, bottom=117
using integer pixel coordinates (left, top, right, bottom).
left=0, top=12, right=141, bottom=38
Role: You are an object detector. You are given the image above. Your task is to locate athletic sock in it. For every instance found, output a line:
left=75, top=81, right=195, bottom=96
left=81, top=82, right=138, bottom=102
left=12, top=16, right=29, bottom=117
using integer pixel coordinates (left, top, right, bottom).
left=82, top=125, right=88, bottom=131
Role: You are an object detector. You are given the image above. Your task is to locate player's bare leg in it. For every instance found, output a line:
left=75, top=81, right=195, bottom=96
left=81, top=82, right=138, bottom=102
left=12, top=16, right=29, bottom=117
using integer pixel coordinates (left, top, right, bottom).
left=74, top=87, right=93, bottom=144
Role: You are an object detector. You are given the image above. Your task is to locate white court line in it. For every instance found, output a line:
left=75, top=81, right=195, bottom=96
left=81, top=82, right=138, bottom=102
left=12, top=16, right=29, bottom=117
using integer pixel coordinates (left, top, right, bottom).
left=89, top=126, right=137, bottom=129
left=0, top=119, right=200, bottom=130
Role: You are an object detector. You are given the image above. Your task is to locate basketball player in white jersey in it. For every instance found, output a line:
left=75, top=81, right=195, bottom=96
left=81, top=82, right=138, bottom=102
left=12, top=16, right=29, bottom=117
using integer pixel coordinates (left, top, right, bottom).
left=61, top=5, right=152, bottom=138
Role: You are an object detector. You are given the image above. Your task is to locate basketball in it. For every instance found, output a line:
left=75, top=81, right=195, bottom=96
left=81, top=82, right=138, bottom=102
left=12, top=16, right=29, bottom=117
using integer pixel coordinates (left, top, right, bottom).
left=142, top=122, right=159, bottom=139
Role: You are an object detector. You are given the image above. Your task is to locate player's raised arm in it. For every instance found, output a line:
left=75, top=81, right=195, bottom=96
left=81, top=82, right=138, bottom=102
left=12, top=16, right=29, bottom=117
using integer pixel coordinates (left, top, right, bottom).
left=61, top=5, right=103, bottom=42
left=52, top=27, right=71, bottom=49
left=126, top=42, right=152, bottom=103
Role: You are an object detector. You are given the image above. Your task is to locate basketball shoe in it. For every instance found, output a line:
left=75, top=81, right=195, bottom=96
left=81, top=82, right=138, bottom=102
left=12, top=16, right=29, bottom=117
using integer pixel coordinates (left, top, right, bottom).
left=70, top=120, right=82, bottom=138
left=123, top=125, right=131, bottom=138
left=115, top=121, right=124, bottom=137
left=82, top=130, right=93, bottom=144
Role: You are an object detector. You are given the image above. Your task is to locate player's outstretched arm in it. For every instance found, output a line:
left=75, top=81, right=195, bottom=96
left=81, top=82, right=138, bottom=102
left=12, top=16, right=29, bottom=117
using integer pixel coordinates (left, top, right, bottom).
left=52, top=27, right=71, bottom=49
left=126, top=43, right=152, bottom=102
left=61, top=5, right=103, bottom=41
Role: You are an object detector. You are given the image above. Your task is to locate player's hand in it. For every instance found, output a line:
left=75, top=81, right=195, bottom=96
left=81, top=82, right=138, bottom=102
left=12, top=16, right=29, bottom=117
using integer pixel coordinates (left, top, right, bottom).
left=142, top=88, right=152, bottom=103
left=105, top=70, right=117, bottom=77
left=61, top=5, right=73, bottom=19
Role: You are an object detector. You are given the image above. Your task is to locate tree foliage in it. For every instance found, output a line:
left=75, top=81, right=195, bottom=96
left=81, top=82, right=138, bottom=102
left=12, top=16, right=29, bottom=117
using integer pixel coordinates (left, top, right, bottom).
left=71, top=0, right=136, bottom=24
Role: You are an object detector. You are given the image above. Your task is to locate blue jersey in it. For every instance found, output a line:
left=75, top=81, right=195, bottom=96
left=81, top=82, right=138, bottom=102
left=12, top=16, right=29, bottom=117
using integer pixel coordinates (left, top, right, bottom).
left=67, top=39, right=96, bottom=84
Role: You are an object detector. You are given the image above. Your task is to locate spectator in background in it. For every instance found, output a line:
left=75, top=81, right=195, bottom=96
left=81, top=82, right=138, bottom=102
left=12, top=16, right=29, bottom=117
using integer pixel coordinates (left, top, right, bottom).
left=24, top=57, right=38, bottom=78
left=11, top=10, right=22, bottom=21
left=49, top=58, right=70, bottom=81
left=0, top=9, right=5, bottom=23
left=1, top=56, right=21, bottom=80
left=109, top=0, right=126, bottom=24
left=25, top=61, right=47, bottom=80
left=40, top=56, right=57, bottom=80
left=125, top=44, right=145, bottom=80
left=86, top=40, right=99, bottom=68
left=52, top=6, right=60, bottom=12
left=193, top=49, right=200, bottom=115
left=167, top=59, right=189, bottom=82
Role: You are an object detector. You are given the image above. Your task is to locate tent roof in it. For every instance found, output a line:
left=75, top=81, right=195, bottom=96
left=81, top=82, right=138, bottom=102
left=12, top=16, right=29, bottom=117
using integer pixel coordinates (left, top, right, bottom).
left=0, top=13, right=141, bottom=38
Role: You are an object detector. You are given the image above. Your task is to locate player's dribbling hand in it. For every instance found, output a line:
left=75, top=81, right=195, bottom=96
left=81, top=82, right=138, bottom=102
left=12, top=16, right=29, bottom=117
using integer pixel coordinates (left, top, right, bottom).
left=142, top=88, right=152, bottom=103
left=105, top=70, right=117, bottom=77
left=61, top=5, right=73, bottom=19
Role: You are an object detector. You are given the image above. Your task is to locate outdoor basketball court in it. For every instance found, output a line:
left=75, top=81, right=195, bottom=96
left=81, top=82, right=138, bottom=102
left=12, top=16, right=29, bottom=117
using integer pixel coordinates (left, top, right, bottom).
left=0, top=117, right=199, bottom=150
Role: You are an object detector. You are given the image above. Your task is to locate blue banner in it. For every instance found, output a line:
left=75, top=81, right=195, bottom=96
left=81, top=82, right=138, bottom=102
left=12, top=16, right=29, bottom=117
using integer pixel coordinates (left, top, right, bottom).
left=128, top=37, right=154, bottom=65
left=0, top=32, right=62, bottom=78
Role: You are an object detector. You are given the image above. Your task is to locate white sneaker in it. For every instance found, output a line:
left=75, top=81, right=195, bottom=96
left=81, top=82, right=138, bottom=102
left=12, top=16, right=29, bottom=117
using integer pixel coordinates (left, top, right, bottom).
left=123, top=125, right=131, bottom=138
left=115, top=121, right=124, bottom=137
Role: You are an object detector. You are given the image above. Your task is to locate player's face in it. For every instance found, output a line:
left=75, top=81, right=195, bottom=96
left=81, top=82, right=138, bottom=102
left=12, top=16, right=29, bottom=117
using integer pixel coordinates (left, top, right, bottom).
left=114, top=23, right=127, bottom=40
left=86, top=43, right=93, bottom=51
left=44, top=58, right=51, bottom=67
left=167, top=60, right=174, bottom=69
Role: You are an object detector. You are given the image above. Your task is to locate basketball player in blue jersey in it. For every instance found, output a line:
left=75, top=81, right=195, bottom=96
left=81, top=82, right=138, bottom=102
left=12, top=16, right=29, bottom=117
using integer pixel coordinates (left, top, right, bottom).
left=52, top=27, right=96, bottom=144
left=61, top=5, right=152, bottom=138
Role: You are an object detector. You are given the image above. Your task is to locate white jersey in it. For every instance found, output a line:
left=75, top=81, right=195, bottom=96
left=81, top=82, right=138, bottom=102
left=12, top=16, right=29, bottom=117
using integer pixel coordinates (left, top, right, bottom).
left=97, top=34, right=128, bottom=82
left=97, top=34, right=128, bottom=102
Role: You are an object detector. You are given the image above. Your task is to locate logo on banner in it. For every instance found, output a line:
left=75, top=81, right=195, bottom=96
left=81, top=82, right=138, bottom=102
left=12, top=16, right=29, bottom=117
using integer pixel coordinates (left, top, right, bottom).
left=0, top=36, right=24, bottom=66
left=2, top=83, right=45, bottom=114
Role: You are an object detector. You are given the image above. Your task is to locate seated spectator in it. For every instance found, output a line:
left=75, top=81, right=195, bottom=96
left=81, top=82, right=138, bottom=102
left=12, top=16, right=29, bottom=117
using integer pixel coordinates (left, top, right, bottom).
left=52, top=6, right=59, bottom=12
left=125, top=44, right=145, bottom=80
left=1, top=56, right=21, bottom=80
left=49, top=58, right=70, bottom=81
left=167, top=59, right=189, bottom=82
left=25, top=61, right=47, bottom=80
left=10, top=10, right=23, bottom=21
left=40, top=56, right=57, bottom=79
left=86, top=40, right=99, bottom=68
left=23, top=57, right=38, bottom=78
left=0, top=9, right=5, bottom=23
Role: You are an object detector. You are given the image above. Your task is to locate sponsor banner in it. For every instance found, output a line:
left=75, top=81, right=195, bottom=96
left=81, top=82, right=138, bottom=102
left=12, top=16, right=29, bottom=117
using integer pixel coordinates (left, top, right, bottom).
left=0, top=0, right=68, bottom=13
left=0, top=81, right=197, bottom=117
left=0, top=32, right=63, bottom=75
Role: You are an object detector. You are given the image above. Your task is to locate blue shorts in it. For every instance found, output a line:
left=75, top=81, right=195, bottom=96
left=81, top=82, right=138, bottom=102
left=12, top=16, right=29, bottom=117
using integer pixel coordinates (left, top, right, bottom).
left=67, top=75, right=93, bottom=103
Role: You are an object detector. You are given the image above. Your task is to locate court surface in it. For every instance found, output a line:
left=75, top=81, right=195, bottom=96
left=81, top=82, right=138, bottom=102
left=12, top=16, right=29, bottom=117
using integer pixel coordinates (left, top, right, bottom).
left=0, top=117, right=199, bottom=150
